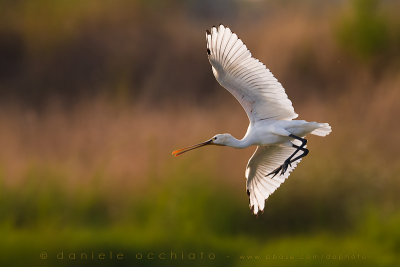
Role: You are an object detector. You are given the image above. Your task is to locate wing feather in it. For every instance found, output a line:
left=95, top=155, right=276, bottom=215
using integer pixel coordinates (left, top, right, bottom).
left=245, top=145, right=303, bottom=215
left=206, top=25, right=298, bottom=123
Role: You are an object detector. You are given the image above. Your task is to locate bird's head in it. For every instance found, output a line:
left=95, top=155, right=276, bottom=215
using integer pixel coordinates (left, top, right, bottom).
left=210, top=133, right=233, bottom=145
left=171, top=133, right=232, bottom=157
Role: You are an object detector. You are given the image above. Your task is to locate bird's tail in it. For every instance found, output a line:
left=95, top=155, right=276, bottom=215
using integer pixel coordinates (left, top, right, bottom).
left=311, top=123, right=332, bottom=137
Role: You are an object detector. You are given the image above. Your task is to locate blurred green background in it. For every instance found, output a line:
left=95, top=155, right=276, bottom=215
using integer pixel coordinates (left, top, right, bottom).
left=0, top=0, right=400, bottom=266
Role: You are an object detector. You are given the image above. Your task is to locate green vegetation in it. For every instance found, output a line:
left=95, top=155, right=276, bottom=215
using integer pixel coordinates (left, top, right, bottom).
left=337, top=0, right=390, bottom=61
left=1, top=161, right=400, bottom=266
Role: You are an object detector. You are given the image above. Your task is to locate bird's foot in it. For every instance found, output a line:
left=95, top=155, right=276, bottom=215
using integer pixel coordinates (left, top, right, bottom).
left=267, top=166, right=282, bottom=178
left=281, top=159, right=292, bottom=175
left=267, top=160, right=291, bottom=178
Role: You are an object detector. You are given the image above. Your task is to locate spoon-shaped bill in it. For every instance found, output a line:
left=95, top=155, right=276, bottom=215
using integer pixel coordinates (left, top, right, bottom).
left=171, top=139, right=213, bottom=157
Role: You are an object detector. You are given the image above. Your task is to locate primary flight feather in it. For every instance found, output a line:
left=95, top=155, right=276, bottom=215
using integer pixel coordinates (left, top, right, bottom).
left=172, top=25, right=331, bottom=215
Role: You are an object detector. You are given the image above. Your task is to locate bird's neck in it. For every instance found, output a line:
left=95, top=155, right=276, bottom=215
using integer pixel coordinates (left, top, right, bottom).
left=226, top=135, right=250, bottom=148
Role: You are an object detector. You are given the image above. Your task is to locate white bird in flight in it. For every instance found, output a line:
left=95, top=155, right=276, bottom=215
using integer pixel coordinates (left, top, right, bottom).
left=172, top=25, right=331, bottom=215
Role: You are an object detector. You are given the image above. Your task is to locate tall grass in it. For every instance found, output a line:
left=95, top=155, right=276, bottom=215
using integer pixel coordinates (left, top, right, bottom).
left=0, top=81, right=399, bottom=266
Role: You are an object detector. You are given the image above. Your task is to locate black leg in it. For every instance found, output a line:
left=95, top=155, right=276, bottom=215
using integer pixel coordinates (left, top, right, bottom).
left=288, top=144, right=309, bottom=164
left=267, top=144, right=300, bottom=178
left=289, top=134, right=307, bottom=147
left=267, top=134, right=308, bottom=178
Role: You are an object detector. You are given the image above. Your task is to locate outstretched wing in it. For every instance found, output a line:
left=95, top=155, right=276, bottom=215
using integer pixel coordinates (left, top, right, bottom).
left=206, top=25, right=298, bottom=123
left=245, top=144, right=303, bottom=215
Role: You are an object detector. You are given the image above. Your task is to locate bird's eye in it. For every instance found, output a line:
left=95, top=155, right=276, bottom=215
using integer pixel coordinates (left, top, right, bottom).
left=213, top=137, right=217, bottom=140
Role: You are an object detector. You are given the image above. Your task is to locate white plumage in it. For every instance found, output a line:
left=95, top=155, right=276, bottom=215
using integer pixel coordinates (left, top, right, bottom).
left=172, top=25, right=331, bottom=215
left=206, top=25, right=297, bottom=123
